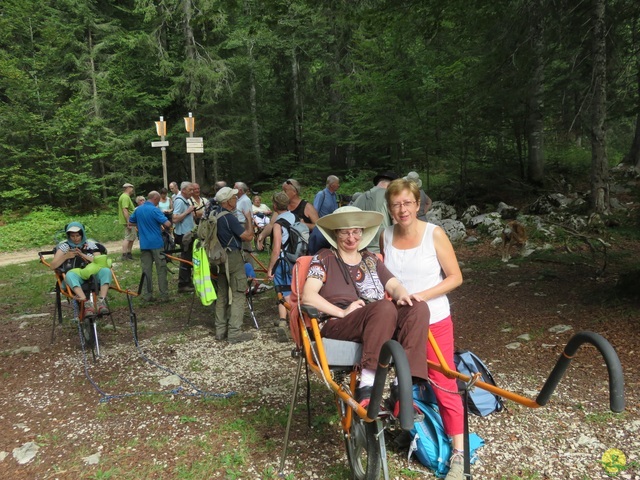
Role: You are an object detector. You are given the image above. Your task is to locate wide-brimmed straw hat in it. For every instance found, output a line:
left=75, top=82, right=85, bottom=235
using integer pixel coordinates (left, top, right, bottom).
left=315, top=206, right=383, bottom=250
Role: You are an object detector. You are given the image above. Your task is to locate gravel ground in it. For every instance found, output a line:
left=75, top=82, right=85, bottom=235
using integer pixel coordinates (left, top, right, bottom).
left=1, top=240, right=638, bottom=479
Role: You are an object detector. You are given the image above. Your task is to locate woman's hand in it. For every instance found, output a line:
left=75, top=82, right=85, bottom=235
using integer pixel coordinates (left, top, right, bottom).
left=395, top=293, right=414, bottom=307
left=342, top=299, right=366, bottom=317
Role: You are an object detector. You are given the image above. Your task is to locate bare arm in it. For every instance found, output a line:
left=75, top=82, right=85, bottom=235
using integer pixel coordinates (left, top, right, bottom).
left=267, top=223, right=283, bottom=278
left=384, top=277, right=418, bottom=306
left=304, top=203, right=319, bottom=230
left=302, top=277, right=365, bottom=318
left=239, top=210, right=254, bottom=242
left=415, top=226, right=463, bottom=301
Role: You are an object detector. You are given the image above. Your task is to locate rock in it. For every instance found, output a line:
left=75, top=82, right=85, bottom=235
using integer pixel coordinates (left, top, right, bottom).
left=501, top=327, right=513, bottom=333
left=465, top=236, right=478, bottom=243
left=516, top=334, right=531, bottom=342
left=441, top=219, right=467, bottom=242
left=461, top=205, right=480, bottom=226
left=548, top=324, right=572, bottom=334
left=508, top=282, right=520, bottom=287
left=12, top=346, right=40, bottom=355
left=0, top=451, right=7, bottom=462
left=159, top=375, right=181, bottom=387
left=83, top=452, right=101, bottom=465
left=506, top=342, right=521, bottom=350
left=12, top=442, right=39, bottom=465
left=497, top=202, right=519, bottom=219
left=15, top=313, right=49, bottom=320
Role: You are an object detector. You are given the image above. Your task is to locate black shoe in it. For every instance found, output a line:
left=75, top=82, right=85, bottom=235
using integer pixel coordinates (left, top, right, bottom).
left=178, top=286, right=194, bottom=293
left=228, top=332, right=255, bottom=344
left=126, top=253, right=134, bottom=260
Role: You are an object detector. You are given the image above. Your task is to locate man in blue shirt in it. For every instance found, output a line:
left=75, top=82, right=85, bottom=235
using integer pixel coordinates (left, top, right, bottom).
left=129, top=191, right=172, bottom=302
left=313, top=175, right=340, bottom=218
left=172, top=181, right=196, bottom=293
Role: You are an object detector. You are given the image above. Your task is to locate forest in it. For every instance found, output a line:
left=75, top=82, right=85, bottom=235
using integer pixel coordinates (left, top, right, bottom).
left=1, top=0, right=640, bottom=214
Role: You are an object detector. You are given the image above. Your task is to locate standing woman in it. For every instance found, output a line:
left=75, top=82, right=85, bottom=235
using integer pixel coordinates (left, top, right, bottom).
left=381, top=178, right=465, bottom=480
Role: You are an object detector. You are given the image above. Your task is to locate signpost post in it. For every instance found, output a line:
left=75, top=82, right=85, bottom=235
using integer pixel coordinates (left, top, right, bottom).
left=183, top=112, right=201, bottom=184
left=152, top=116, right=169, bottom=189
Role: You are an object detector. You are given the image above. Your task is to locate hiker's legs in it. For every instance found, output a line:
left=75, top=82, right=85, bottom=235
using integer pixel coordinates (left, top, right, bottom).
left=140, top=250, right=154, bottom=299
left=153, top=249, right=169, bottom=299
left=215, top=264, right=231, bottom=338
left=427, top=316, right=464, bottom=437
left=226, top=251, right=247, bottom=341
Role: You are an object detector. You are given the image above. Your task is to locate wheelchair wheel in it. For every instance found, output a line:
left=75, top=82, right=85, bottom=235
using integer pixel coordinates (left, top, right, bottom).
left=345, top=417, right=382, bottom=480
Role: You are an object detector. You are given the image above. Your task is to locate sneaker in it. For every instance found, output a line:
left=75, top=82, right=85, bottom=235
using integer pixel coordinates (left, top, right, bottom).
left=126, top=253, right=134, bottom=260
left=255, top=283, right=273, bottom=294
left=121, top=254, right=130, bottom=261
left=178, top=285, right=195, bottom=293
left=97, top=298, right=110, bottom=315
left=444, top=451, right=465, bottom=480
left=84, top=300, right=96, bottom=318
left=228, top=332, right=255, bottom=344
left=355, top=385, right=373, bottom=409
left=276, top=320, right=290, bottom=343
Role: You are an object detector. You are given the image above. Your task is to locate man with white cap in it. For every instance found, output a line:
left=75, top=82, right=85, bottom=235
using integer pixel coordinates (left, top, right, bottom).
left=213, top=186, right=255, bottom=344
left=352, top=170, right=398, bottom=253
left=403, top=171, right=432, bottom=221
left=119, top=182, right=136, bottom=261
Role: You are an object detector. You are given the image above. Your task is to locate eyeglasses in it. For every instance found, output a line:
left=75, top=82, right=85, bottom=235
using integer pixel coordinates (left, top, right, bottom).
left=390, top=200, right=417, bottom=211
left=336, top=229, right=363, bottom=239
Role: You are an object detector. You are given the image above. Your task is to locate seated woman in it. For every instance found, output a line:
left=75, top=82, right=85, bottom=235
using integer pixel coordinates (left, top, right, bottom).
left=49, top=222, right=112, bottom=317
left=251, top=195, right=271, bottom=229
left=301, top=206, right=429, bottom=407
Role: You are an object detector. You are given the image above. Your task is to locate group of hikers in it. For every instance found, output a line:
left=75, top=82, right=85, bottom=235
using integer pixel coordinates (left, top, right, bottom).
left=53, top=170, right=465, bottom=479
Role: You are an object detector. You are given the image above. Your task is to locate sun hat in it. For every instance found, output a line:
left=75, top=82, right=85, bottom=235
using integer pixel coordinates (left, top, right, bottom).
left=315, top=206, right=383, bottom=250
left=66, top=225, right=82, bottom=233
left=373, top=170, right=398, bottom=186
left=215, top=186, right=239, bottom=203
left=122, top=183, right=134, bottom=188
left=403, top=171, right=422, bottom=188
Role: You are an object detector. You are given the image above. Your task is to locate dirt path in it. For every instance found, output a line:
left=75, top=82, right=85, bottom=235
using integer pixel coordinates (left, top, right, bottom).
left=0, top=241, right=127, bottom=267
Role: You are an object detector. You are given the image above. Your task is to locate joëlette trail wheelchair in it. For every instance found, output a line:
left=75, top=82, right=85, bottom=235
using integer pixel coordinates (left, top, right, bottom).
left=278, top=256, right=625, bottom=480
left=39, top=245, right=140, bottom=362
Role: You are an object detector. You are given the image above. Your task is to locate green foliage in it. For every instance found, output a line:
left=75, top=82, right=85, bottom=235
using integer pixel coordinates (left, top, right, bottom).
left=1, top=0, right=639, bottom=212
left=0, top=208, right=120, bottom=252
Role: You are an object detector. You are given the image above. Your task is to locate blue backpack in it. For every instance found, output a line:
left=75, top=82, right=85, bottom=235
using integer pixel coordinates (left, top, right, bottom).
left=409, top=384, right=484, bottom=478
left=454, top=350, right=505, bottom=416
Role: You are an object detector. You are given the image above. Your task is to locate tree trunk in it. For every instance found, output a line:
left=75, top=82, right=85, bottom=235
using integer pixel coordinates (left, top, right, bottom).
left=624, top=18, right=640, bottom=173
left=291, top=45, right=304, bottom=163
left=247, top=42, right=262, bottom=176
left=527, top=2, right=545, bottom=186
left=87, top=28, right=108, bottom=200
left=590, top=0, right=609, bottom=214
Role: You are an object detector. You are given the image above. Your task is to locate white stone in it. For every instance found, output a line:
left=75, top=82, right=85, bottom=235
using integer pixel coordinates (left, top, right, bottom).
left=159, top=375, right=181, bottom=387
left=0, top=451, right=7, bottom=462
left=548, top=324, right=572, bottom=334
left=508, top=282, right=520, bottom=287
left=12, top=442, right=39, bottom=465
left=516, top=334, right=531, bottom=342
left=83, top=452, right=101, bottom=465
left=506, top=342, right=521, bottom=350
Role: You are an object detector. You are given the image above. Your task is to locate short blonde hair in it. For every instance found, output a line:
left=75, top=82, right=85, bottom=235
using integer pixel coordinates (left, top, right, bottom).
left=385, top=178, right=420, bottom=205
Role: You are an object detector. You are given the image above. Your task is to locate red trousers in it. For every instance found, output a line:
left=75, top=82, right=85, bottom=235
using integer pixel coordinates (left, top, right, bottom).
left=428, top=316, right=464, bottom=436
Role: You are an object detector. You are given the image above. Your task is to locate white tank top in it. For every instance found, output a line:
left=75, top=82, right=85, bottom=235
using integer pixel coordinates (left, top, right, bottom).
left=383, top=223, right=450, bottom=324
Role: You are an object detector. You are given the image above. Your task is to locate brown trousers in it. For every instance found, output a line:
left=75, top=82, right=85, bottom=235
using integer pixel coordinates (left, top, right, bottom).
left=322, top=299, right=429, bottom=381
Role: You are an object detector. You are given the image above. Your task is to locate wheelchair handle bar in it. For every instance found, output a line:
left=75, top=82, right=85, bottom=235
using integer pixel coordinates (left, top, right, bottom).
left=368, top=339, right=414, bottom=431
left=536, top=331, right=625, bottom=412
